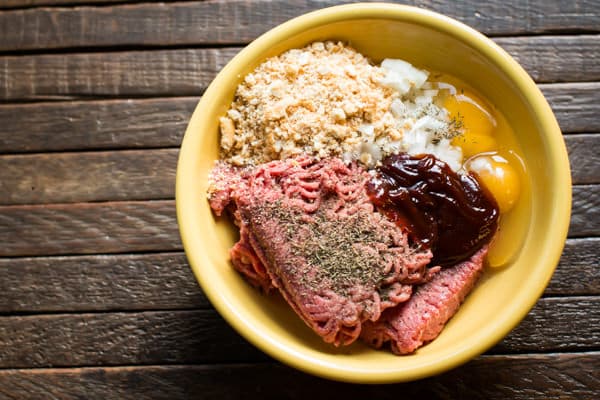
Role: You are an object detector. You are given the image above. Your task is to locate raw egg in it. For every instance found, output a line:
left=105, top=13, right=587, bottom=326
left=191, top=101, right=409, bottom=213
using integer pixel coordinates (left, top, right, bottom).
left=452, top=133, right=497, bottom=159
left=445, top=89, right=498, bottom=158
left=467, top=154, right=521, bottom=213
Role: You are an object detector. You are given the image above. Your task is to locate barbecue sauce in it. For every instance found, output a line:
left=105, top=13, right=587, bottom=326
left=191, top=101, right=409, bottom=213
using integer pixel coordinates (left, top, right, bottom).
left=367, top=153, right=499, bottom=267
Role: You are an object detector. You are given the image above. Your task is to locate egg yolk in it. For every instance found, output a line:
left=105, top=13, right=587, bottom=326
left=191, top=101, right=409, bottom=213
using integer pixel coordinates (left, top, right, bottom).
left=467, top=155, right=521, bottom=213
left=445, top=90, right=497, bottom=158
left=452, top=133, right=497, bottom=159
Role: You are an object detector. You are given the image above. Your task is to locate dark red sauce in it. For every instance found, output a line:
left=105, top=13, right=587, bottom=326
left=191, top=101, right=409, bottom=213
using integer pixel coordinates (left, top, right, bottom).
left=367, top=153, right=499, bottom=267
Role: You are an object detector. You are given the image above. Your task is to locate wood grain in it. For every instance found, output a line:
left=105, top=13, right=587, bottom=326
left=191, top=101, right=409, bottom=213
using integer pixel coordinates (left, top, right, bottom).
left=0, top=48, right=239, bottom=100
left=493, top=35, right=600, bottom=83
left=1, top=86, right=598, bottom=154
left=0, top=310, right=267, bottom=368
left=541, top=83, right=600, bottom=133
left=0, top=97, right=197, bottom=153
left=0, top=297, right=597, bottom=368
left=0, top=0, right=126, bottom=8
left=0, top=200, right=180, bottom=256
left=570, top=185, right=600, bottom=237
left=565, top=134, right=600, bottom=184
left=0, top=149, right=178, bottom=205
left=0, top=1, right=597, bottom=397
left=0, top=354, right=598, bottom=399
left=1, top=38, right=598, bottom=100
left=0, top=1, right=598, bottom=50
left=0, top=134, right=595, bottom=205
left=0, top=237, right=596, bottom=314
left=0, top=252, right=207, bottom=313
left=492, top=297, right=600, bottom=353
left=0, top=184, right=596, bottom=257
left=545, top=237, right=600, bottom=296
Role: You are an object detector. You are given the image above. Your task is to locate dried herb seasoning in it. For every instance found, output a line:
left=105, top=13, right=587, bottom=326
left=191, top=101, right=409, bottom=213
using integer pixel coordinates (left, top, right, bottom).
left=255, top=200, right=392, bottom=294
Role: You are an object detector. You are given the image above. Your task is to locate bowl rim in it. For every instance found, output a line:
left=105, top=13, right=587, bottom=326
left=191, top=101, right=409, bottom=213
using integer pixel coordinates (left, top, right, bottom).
left=176, top=2, right=571, bottom=383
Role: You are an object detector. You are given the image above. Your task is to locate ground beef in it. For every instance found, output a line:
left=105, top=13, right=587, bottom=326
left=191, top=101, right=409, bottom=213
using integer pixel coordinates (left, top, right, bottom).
left=208, top=156, right=437, bottom=346
left=360, top=245, right=488, bottom=354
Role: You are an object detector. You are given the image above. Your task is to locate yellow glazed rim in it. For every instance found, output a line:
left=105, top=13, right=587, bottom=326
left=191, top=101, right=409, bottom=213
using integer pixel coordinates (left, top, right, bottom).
left=176, top=3, right=571, bottom=383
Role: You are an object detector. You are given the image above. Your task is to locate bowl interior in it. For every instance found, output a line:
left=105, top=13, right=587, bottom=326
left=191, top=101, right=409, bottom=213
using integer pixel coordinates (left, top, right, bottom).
left=176, top=5, right=570, bottom=383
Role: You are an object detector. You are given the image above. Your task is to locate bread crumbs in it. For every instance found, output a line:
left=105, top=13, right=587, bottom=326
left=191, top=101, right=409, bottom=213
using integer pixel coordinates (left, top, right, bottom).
left=219, top=41, right=401, bottom=166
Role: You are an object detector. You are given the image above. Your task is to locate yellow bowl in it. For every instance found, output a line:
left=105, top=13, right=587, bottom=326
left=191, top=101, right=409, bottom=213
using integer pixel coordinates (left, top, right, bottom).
left=176, top=3, right=571, bottom=383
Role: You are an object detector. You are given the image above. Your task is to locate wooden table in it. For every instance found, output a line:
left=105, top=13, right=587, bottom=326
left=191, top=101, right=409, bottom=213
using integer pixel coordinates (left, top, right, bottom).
left=0, top=1, right=598, bottom=398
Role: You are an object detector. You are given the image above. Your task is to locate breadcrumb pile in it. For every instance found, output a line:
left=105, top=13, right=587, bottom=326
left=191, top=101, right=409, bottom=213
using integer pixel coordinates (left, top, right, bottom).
left=219, top=41, right=401, bottom=166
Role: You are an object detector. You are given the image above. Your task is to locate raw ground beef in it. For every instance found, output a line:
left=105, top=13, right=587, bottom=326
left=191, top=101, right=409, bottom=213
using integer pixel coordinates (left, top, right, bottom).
left=360, top=245, right=489, bottom=354
left=208, top=156, right=437, bottom=346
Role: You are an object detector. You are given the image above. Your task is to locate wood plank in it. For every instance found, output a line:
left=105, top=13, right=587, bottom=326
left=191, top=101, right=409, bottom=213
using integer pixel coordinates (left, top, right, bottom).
left=0, top=0, right=126, bottom=8
left=0, top=149, right=178, bottom=205
left=1, top=38, right=597, bottom=100
left=0, top=353, right=598, bottom=399
left=0, top=237, right=596, bottom=314
left=0, top=252, right=207, bottom=313
left=541, top=82, right=600, bottom=133
left=1, top=86, right=598, bottom=154
left=492, top=297, right=600, bottom=353
left=0, top=297, right=597, bottom=368
left=0, top=134, right=595, bottom=205
left=0, top=97, right=197, bottom=153
left=0, top=310, right=267, bottom=368
left=545, top=238, right=600, bottom=296
left=0, top=184, right=596, bottom=257
left=0, top=200, right=180, bottom=256
left=0, top=240, right=594, bottom=313
left=493, top=35, right=600, bottom=83
left=1, top=355, right=598, bottom=399
left=570, top=185, right=600, bottom=237
left=565, top=134, right=600, bottom=184
left=0, top=1, right=598, bottom=50
left=0, top=48, right=239, bottom=100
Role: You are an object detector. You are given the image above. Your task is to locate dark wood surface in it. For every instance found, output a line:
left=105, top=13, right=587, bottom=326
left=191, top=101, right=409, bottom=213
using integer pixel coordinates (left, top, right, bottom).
left=0, top=1, right=598, bottom=398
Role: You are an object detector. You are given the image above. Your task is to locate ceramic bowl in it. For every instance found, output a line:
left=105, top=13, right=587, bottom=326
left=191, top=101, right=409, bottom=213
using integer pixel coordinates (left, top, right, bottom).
left=176, top=3, right=571, bottom=383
